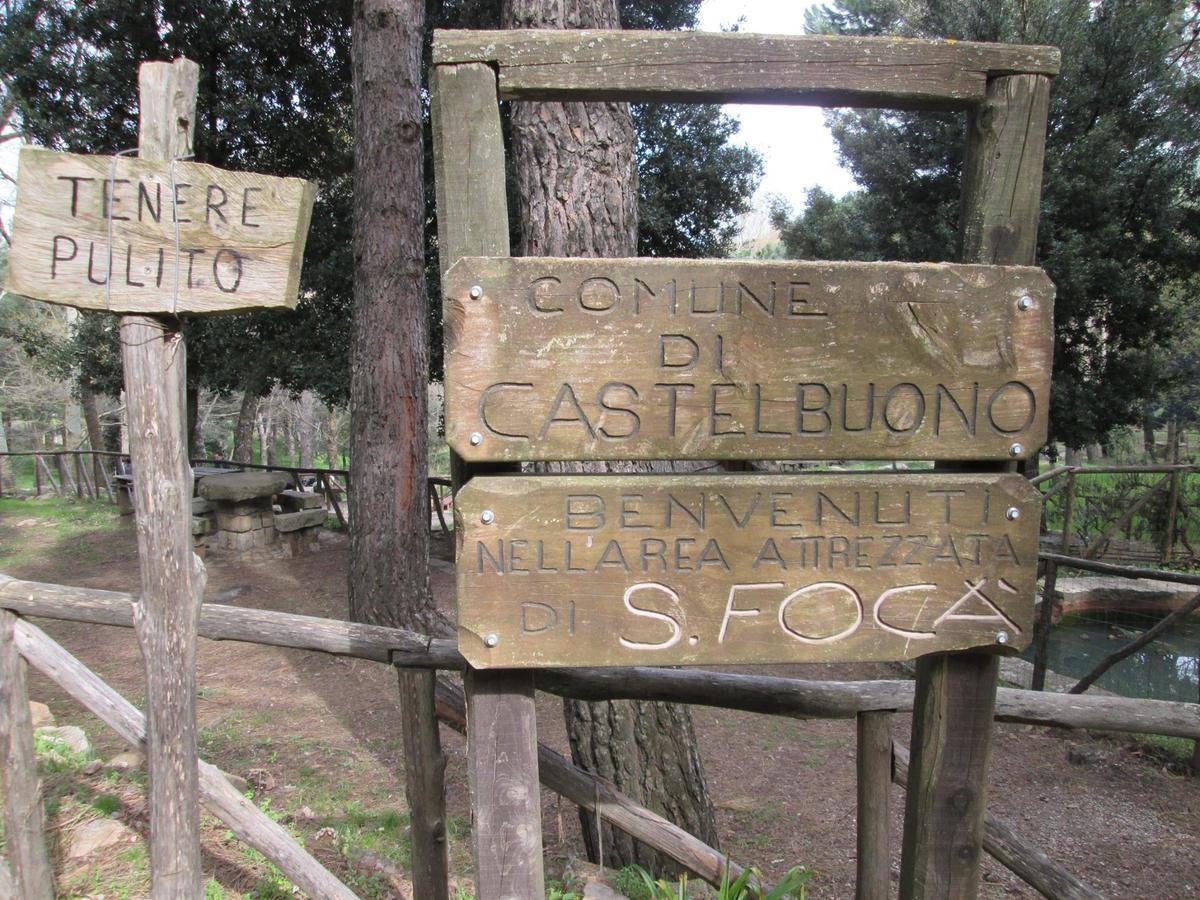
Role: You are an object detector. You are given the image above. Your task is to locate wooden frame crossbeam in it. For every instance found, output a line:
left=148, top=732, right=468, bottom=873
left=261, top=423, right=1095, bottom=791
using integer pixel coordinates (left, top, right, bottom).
left=433, top=29, right=1060, bottom=109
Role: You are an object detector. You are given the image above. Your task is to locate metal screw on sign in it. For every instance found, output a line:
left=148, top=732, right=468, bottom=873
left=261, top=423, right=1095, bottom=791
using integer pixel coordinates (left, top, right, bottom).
left=996, top=631, right=1010, bottom=645
left=480, top=510, right=495, bottom=525
left=469, top=432, right=483, bottom=446
left=1005, top=507, right=1021, bottom=521
left=468, top=285, right=484, bottom=300
left=1009, top=442, right=1025, bottom=457
left=484, top=634, right=499, bottom=647
left=1017, top=295, right=1034, bottom=311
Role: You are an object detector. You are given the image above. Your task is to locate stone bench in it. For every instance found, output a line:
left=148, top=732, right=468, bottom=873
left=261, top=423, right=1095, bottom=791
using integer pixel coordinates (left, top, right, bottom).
left=274, top=490, right=327, bottom=555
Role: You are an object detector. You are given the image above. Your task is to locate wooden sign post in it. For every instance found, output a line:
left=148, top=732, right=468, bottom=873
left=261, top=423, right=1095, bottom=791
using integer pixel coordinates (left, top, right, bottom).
left=5, top=59, right=315, bottom=897
left=433, top=28, right=1059, bottom=900
left=6, top=147, right=313, bottom=314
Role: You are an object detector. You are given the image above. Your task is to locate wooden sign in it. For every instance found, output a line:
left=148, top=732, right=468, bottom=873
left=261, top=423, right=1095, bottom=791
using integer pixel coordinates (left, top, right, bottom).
left=444, top=257, right=1054, bottom=462
left=5, top=146, right=315, bottom=314
left=454, top=473, right=1040, bottom=668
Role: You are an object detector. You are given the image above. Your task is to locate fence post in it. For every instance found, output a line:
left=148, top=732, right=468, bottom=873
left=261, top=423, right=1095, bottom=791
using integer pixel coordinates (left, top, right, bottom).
left=856, top=710, right=892, bottom=900
left=432, top=58, right=544, bottom=899
left=0, top=610, right=53, bottom=899
left=1031, top=560, right=1057, bottom=692
left=1162, top=469, right=1181, bottom=564
left=900, top=70, right=1050, bottom=899
left=34, top=453, right=42, bottom=497
left=118, top=58, right=207, bottom=898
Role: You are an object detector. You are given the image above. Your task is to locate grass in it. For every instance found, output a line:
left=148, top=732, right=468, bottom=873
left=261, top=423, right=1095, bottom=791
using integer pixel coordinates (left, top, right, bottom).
left=0, top=495, right=124, bottom=569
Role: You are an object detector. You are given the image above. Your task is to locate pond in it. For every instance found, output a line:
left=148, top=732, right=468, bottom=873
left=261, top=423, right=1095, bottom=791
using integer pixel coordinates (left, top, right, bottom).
left=1021, top=611, right=1200, bottom=702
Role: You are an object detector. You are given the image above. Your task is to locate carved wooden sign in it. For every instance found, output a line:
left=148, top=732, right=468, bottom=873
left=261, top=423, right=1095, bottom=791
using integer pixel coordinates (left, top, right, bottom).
left=454, top=472, right=1040, bottom=668
left=444, top=257, right=1054, bottom=462
left=5, top=146, right=315, bottom=314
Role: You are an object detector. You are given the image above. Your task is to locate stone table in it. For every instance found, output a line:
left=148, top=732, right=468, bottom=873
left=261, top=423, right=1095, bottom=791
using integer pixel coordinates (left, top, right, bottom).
left=197, top=471, right=292, bottom=552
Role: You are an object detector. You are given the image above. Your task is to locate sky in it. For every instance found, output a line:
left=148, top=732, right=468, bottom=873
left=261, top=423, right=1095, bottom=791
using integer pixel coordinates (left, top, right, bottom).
left=1, top=3, right=856, bottom=234
left=697, top=0, right=859, bottom=210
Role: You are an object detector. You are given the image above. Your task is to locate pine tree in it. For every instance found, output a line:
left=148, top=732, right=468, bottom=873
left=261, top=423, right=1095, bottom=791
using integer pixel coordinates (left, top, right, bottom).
left=777, top=0, right=1200, bottom=450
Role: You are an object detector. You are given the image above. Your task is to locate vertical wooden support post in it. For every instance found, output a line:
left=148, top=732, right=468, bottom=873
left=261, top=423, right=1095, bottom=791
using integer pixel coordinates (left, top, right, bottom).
left=0, top=610, right=53, bottom=899
left=856, top=710, right=892, bottom=900
left=432, top=60, right=546, bottom=899
left=73, top=451, right=84, bottom=498
left=1162, top=469, right=1181, bottom=563
left=34, top=452, right=42, bottom=496
left=119, top=58, right=206, bottom=899
left=1030, top=560, right=1057, bottom=692
left=1060, top=470, right=1077, bottom=555
left=900, top=71, right=1051, bottom=900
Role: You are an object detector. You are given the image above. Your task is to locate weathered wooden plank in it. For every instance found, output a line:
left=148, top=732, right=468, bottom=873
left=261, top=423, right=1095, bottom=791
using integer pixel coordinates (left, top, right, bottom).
left=464, top=668, right=545, bottom=898
left=959, top=75, right=1052, bottom=265
left=3, top=574, right=1200, bottom=738
left=445, top=257, right=1054, bottom=462
left=122, top=58, right=206, bottom=899
left=432, top=30, right=1060, bottom=108
left=432, top=61, right=543, bottom=900
left=899, top=653, right=1000, bottom=899
left=856, top=710, right=892, bottom=900
left=900, top=69, right=1053, bottom=900
left=6, top=146, right=314, bottom=314
left=892, top=742, right=1104, bottom=900
left=435, top=678, right=746, bottom=890
left=12, top=618, right=357, bottom=900
left=430, top=63, right=511, bottom=275
left=397, top=669, right=450, bottom=897
left=0, top=611, right=53, bottom=900
left=454, top=473, right=1040, bottom=668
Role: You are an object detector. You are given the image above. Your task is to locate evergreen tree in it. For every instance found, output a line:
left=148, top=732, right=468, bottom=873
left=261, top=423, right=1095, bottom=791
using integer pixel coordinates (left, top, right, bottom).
left=776, top=0, right=1200, bottom=450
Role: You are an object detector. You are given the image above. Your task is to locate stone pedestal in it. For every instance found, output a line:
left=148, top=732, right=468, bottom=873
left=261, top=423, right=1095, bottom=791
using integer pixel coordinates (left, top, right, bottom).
left=198, top=471, right=291, bottom=554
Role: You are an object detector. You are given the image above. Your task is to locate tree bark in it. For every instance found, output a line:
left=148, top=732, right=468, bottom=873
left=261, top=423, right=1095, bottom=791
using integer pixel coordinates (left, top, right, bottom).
left=81, top=386, right=107, bottom=489
left=232, top=387, right=259, bottom=463
left=502, top=0, right=720, bottom=873
left=185, top=384, right=202, bottom=459
left=351, top=2, right=448, bottom=897
left=1143, top=407, right=1157, bottom=461
left=299, top=390, right=317, bottom=469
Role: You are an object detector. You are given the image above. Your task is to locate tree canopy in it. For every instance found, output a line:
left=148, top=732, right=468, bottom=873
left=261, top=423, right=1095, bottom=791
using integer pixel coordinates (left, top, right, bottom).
left=774, top=0, right=1200, bottom=450
left=3, top=0, right=760, bottom=408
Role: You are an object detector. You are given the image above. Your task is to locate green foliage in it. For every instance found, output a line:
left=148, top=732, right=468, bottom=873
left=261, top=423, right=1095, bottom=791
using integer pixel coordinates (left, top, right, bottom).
left=777, top=0, right=1200, bottom=450
left=632, top=864, right=814, bottom=900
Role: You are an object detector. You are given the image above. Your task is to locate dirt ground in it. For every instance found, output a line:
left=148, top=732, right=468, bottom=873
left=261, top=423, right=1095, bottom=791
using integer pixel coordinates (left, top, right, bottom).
left=2, top=502, right=1198, bottom=898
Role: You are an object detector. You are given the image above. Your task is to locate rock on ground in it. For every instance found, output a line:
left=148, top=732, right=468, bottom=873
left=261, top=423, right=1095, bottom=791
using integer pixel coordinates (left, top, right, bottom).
left=68, top=818, right=137, bottom=859
left=35, top=724, right=90, bottom=756
left=28, top=701, right=54, bottom=728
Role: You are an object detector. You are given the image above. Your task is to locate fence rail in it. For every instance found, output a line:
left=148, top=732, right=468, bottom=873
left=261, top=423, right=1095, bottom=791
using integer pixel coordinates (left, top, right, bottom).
left=3, top=569, right=1183, bottom=897
left=0, top=450, right=454, bottom=536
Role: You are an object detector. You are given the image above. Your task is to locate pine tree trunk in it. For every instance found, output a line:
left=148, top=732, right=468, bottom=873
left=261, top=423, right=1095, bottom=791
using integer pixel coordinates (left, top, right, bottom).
left=349, top=0, right=436, bottom=632
left=232, top=389, right=259, bottom=463
left=1065, top=445, right=1083, bottom=467
left=1143, top=408, right=1157, bottom=461
left=503, top=0, right=720, bottom=873
left=185, top=385, right=201, bottom=459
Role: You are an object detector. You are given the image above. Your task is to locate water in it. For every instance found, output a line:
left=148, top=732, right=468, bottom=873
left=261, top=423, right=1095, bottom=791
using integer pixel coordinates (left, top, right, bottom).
left=1021, top=612, right=1200, bottom=702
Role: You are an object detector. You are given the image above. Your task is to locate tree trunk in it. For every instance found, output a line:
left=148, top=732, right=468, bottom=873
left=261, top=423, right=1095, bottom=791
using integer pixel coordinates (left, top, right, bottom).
left=299, top=390, right=317, bottom=469
left=1065, top=445, right=1083, bottom=467
left=0, top=410, right=13, bottom=493
left=232, top=389, right=259, bottom=463
left=324, top=409, right=342, bottom=469
left=1143, top=408, right=1157, bottom=461
left=1166, top=418, right=1178, bottom=464
left=81, top=387, right=106, bottom=488
left=351, top=3, right=448, bottom=897
left=503, top=0, right=720, bottom=873
left=185, top=384, right=202, bottom=459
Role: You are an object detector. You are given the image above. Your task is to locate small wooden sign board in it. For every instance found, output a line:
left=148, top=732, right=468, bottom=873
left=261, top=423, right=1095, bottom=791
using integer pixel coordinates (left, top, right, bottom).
left=444, top=257, right=1054, bottom=462
left=5, top=146, right=315, bottom=314
left=454, top=472, right=1040, bottom=668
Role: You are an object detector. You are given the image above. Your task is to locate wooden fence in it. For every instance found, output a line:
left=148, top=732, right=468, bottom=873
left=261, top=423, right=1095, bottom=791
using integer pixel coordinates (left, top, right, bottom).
left=0, top=450, right=454, bottom=536
left=2, top=571, right=1198, bottom=898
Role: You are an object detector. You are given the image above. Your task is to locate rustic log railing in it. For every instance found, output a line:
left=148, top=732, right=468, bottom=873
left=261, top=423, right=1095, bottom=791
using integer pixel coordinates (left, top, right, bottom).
left=0, top=450, right=453, bottom=536
left=3, top=571, right=1195, bottom=897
